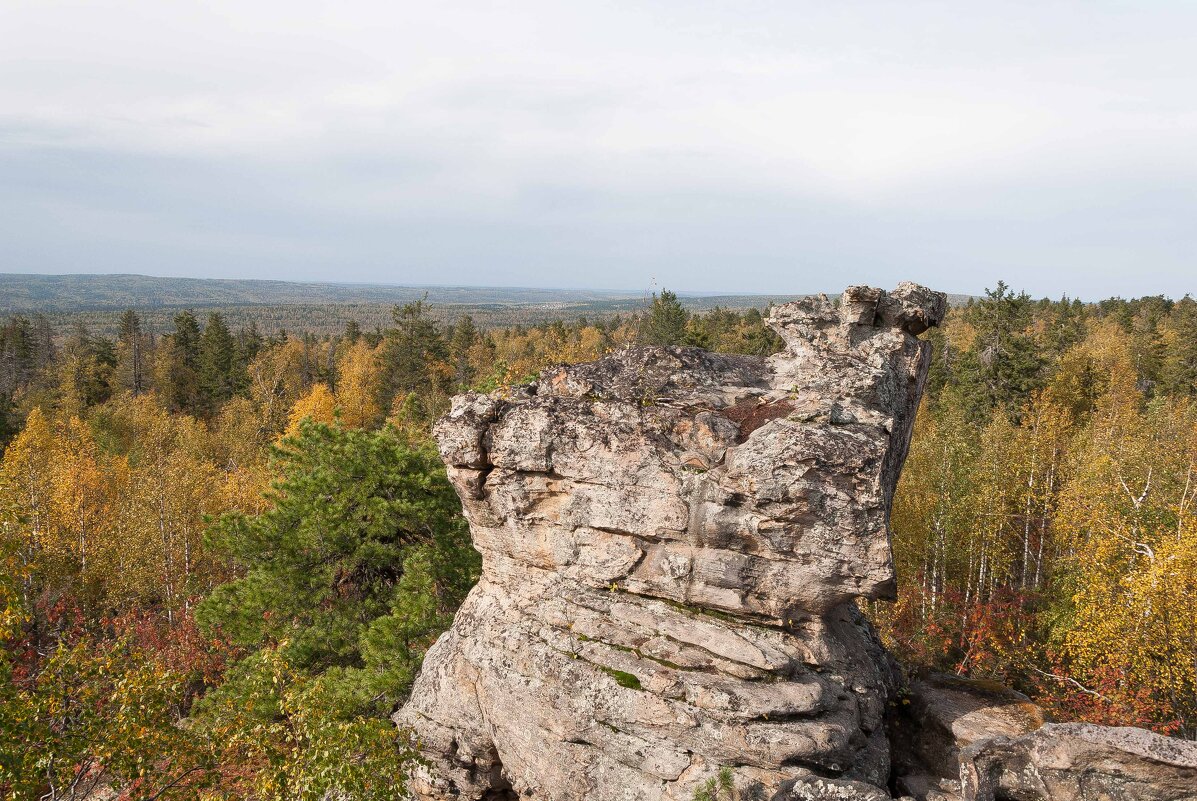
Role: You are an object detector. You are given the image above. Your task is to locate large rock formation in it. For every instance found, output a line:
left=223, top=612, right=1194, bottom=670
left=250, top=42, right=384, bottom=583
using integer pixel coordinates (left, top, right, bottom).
left=395, top=281, right=1197, bottom=800
left=395, top=284, right=947, bottom=800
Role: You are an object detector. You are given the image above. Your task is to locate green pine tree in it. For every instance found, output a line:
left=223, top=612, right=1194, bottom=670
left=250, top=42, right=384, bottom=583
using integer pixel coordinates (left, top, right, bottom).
left=643, top=290, right=689, bottom=346
left=199, top=312, right=237, bottom=413
left=196, top=420, right=477, bottom=710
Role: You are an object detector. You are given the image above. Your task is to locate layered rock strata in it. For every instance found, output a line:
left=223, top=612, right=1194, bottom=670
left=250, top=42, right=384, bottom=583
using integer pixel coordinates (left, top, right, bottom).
left=395, top=284, right=947, bottom=800
left=959, top=723, right=1197, bottom=801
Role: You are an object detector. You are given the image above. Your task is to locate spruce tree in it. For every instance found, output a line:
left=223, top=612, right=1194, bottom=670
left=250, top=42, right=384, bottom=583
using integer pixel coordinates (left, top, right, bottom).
left=199, top=312, right=236, bottom=413
left=116, top=309, right=146, bottom=395
left=163, top=310, right=202, bottom=414
left=383, top=298, right=448, bottom=399
left=643, top=289, right=688, bottom=346
left=953, top=282, right=1045, bottom=422
left=449, top=315, right=480, bottom=388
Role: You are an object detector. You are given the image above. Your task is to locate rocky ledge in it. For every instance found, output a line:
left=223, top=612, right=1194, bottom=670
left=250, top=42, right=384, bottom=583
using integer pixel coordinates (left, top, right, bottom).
left=394, top=284, right=1197, bottom=801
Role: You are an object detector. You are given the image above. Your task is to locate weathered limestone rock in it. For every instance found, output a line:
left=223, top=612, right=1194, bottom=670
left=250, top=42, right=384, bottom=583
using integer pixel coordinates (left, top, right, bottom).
left=903, top=673, right=1045, bottom=771
left=959, top=723, right=1197, bottom=801
left=395, top=283, right=946, bottom=800
left=890, top=674, right=1045, bottom=801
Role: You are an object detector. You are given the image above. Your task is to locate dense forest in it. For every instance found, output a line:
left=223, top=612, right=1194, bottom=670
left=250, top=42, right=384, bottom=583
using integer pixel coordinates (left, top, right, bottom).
left=1, top=285, right=1195, bottom=799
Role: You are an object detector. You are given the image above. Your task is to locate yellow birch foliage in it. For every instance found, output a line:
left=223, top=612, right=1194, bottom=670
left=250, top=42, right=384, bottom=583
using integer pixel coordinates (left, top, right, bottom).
left=248, top=339, right=311, bottom=435
left=87, top=394, right=227, bottom=612
left=285, top=383, right=337, bottom=439
left=0, top=407, right=55, bottom=570
left=336, top=341, right=384, bottom=429
left=1053, top=332, right=1197, bottom=726
left=47, top=417, right=110, bottom=586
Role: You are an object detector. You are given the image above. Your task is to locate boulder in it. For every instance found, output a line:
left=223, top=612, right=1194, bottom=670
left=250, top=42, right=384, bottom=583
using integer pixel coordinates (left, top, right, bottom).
left=959, top=723, right=1197, bottom=801
left=904, top=673, right=1044, bottom=776
left=890, top=673, right=1045, bottom=801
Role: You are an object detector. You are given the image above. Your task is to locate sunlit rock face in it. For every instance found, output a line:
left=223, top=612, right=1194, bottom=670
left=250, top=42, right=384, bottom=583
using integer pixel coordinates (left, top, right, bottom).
left=395, top=283, right=947, bottom=801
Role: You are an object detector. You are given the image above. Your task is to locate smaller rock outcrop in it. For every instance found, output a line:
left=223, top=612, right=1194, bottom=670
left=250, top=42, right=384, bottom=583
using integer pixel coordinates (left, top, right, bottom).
left=894, top=676, right=1197, bottom=801
left=891, top=673, right=1044, bottom=799
left=959, top=723, right=1197, bottom=801
left=771, top=775, right=892, bottom=801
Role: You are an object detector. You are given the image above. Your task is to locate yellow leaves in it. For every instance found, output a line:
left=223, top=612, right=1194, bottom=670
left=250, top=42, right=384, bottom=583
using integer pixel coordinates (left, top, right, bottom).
left=335, top=341, right=384, bottom=429
left=211, top=395, right=269, bottom=472
left=0, top=397, right=252, bottom=615
left=249, top=338, right=316, bottom=435
left=1046, top=320, right=1140, bottom=420
left=284, top=384, right=337, bottom=439
left=488, top=323, right=612, bottom=385
left=942, top=315, right=978, bottom=354
left=1051, top=390, right=1197, bottom=718
left=221, top=463, right=273, bottom=516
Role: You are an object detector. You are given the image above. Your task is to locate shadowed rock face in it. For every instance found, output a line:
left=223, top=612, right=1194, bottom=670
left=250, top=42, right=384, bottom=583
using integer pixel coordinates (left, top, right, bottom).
left=395, top=284, right=947, bottom=800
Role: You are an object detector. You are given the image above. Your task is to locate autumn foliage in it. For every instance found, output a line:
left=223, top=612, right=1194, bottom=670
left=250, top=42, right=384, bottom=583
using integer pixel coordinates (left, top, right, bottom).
left=873, top=286, right=1197, bottom=737
left=1, top=289, right=1196, bottom=799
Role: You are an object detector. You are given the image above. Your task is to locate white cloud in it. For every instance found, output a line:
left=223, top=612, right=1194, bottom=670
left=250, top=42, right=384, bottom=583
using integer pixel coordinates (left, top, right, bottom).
left=1, top=1, right=1195, bottom=296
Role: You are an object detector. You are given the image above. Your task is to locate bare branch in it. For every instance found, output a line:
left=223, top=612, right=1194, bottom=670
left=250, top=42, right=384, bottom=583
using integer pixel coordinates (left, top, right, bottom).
left=1028, top=665, right=1113, bottom=703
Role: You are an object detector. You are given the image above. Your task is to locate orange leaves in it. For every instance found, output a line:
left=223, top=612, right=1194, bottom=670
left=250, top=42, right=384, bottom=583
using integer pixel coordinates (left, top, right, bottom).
left=284, top=384, right=336, bottom=440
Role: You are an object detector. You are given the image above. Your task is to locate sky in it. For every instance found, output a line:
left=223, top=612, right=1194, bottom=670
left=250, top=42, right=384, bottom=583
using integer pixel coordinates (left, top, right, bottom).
left=1, top=1, right=1194, bottom=299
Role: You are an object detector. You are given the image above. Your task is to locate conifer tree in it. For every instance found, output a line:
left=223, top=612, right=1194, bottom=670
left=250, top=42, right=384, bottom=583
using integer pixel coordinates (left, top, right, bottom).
left=953, top=282, right=1045, bottom=422
left=199, top=312, right=237, bottom=413
left=449, top=315, right=480, bottom=389
left=197, top=422, right=477, bottom=709
left=642, top=290, right=688, bottom=346
left=116, top=309, right=147, bottom=395
left=383, top=298, right=448, bottom=400
left=162, top=310, right=202, bottom=414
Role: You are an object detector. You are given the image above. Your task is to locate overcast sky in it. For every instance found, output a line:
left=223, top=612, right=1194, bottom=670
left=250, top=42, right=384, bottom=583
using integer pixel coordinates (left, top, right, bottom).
left=1, top=1, right=1194, bottom=298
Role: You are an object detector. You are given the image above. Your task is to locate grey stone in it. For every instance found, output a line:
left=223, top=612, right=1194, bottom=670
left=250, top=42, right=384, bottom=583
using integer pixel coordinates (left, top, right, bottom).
left=902, top=673, right=1045, bottom=779
left=771, top=775, right=893, bottom=801
left=959, top=723, right=1197, bottom=801
left=395, top=285, right=945, bottom=800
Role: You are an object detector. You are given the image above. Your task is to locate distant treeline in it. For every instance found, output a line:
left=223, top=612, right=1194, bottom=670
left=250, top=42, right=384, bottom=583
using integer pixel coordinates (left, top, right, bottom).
left=0, top=272, right=820, bottom=339
left=0, top=273, right=645, bottom=312
left=30, top=295, right=802, bottom=341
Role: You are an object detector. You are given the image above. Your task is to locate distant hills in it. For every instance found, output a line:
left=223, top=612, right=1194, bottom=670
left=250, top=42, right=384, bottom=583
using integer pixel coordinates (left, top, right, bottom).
left=0, top=273, right=975, bottom=338
left=0, top=273, right=655, bottom=312
left=0, top=273, right=813, bottom=338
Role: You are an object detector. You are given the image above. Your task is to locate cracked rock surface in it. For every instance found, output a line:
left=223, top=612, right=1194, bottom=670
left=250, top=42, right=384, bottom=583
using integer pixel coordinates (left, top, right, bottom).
left=959, top=723, right=1197, bottom=801
left=394, top=283, right=946, bottom=801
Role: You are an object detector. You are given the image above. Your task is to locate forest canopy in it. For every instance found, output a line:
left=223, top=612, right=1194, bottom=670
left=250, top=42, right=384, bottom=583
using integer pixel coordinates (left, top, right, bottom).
left=1, top=285, right=1196, bottom=799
